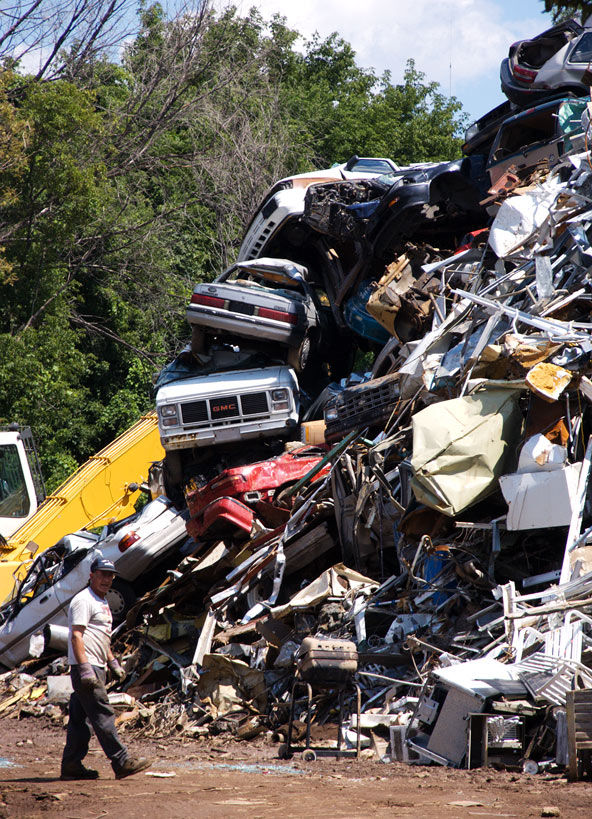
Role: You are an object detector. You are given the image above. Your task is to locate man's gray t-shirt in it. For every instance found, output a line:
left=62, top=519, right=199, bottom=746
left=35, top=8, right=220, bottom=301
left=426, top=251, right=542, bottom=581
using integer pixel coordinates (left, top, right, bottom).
left=67, top=586, right=112, bottom=668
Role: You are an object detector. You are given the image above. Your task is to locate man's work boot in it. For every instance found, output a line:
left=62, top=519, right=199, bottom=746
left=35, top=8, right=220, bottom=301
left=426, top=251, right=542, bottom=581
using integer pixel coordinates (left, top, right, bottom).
left=113, top=756, right=153, bottom=780
left=60, top=762, right=100, bottom=780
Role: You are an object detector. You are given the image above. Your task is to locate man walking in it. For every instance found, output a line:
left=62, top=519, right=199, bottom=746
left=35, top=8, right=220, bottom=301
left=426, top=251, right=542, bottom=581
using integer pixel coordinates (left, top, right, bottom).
left=61, top=555, right=152, bottom=780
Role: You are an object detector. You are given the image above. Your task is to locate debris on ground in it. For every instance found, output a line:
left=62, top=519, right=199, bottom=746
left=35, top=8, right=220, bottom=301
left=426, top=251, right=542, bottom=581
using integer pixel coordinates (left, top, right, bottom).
left=4, top=20, right=592, bottom=781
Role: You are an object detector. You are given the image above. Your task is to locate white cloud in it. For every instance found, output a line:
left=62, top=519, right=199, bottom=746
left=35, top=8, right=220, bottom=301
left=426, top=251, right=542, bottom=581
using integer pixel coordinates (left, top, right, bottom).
left=233, top=0, right=546, bottom=113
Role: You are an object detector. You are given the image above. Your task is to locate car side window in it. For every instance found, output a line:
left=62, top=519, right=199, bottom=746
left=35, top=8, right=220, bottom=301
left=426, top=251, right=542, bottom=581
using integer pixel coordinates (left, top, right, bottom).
left=569, top=32, right=592, bottom=63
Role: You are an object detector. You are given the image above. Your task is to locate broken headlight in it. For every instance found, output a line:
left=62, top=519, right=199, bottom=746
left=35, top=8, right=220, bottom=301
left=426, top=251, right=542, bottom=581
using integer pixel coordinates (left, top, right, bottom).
left=159, top=405, right=179, bottom=427
left=324, top=407, right=338, bottom=423
left=271, top=388, right=289, bottom=411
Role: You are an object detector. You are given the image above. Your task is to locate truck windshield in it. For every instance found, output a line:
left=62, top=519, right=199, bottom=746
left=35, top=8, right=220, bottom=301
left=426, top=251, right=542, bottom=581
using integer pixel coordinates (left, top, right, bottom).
left=0, top=444, right=30, bottom=518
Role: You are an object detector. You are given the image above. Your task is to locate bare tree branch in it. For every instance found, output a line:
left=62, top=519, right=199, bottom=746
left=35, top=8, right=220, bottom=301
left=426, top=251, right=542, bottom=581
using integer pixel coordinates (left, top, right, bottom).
left=70, top=312, right=161, bottom=364
left=1, top=0, right=139, bottom=80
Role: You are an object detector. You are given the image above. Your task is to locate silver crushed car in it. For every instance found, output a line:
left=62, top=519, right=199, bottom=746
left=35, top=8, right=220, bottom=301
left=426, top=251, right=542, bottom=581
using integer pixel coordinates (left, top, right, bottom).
left=0, top=496, right=189, bottom=668
left=500, top=18, right=592, bottom=106
left=186, top=259, right=318, bottom=363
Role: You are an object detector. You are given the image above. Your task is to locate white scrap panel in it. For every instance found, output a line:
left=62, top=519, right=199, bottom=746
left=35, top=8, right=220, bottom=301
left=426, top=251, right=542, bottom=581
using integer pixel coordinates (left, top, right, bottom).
left=499, top=463, right=582, bottom=530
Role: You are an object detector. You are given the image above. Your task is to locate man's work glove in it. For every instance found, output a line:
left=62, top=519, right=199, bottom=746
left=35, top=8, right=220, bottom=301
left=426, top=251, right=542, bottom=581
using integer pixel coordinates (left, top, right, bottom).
left=108, top=657, right=126, bottom=681
left=78, top=662, right=100, bottom=691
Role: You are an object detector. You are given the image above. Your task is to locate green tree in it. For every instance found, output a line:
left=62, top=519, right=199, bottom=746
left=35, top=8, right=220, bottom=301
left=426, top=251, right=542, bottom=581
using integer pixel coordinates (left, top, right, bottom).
left=542, top=1, right=592, bottom=23
left=0, top=5, right=468, bottom=490
left=273, top=28, right=465, bottom=167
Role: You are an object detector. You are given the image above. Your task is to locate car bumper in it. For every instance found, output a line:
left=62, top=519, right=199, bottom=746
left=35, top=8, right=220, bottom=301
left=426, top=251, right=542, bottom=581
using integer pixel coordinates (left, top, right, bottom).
left=500, top=59, right=551, bottom=107
left=160, top=414, right=299, bottom=451
left=185, top=305, right=302, bottom=345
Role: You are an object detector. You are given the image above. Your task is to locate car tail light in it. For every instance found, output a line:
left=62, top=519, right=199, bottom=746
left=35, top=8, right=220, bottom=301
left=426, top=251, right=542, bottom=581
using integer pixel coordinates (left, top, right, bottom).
left=118, top=532, right=140, bottom=552
left=513, top=65, right=536, bottom=83
left=257, top=307, right=298, bottom=324
left=191, top=293, right=225, bottom=308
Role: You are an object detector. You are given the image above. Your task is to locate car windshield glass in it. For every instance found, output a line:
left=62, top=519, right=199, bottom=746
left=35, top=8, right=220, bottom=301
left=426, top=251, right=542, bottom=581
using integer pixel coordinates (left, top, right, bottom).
left=227, top=266, right=301, bottom=288
left=154, top=350, right=274, bottom=391
left=348, top=159, right=394, bottom=173
left=569, top=32, right=592, bottom=63
left=0, top=444, right=30, bottom=518
left=17, top=546, right=68, bottom=602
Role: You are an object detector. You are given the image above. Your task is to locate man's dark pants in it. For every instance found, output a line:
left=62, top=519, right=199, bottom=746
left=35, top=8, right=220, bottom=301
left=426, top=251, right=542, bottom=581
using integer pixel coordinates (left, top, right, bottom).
left=62, top=664, right=128, bottom=772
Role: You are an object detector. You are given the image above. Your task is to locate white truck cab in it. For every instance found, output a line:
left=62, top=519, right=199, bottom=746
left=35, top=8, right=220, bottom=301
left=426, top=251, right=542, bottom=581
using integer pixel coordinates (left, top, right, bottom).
left=156, top=365, right=300, bottom=452
left=238, top=157, right=401, bottom=262
left=0, top=426, right=46, bottom=542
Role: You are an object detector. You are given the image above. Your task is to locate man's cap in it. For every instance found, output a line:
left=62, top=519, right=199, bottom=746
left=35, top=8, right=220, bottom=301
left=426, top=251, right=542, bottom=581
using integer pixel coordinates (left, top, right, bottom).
left=90, top=555, right=118, bottom=574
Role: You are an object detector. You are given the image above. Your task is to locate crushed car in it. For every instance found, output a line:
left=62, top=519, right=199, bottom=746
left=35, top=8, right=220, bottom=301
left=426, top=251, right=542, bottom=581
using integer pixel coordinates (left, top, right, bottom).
left=238, top=156, right=401, bottom=262
left=185, top=443, right=330, bottom=539
left=0, top=496, right=189, bottom=668
left=500, top=17, right=592, bottom=106
left=186, top=257, right=341, bottom=374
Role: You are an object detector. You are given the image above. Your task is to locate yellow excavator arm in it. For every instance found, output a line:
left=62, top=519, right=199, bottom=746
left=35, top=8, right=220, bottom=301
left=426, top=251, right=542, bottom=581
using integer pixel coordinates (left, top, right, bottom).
left=0, top=412, right=164, bottom=602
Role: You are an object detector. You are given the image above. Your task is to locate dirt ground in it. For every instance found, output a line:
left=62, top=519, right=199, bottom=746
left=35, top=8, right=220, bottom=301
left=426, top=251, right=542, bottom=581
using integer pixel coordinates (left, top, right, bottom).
left=1, top=715, right=592, bottom=818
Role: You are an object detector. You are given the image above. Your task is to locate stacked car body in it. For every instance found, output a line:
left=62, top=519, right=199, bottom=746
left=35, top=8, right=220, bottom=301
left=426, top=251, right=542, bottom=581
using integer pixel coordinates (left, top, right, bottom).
left=3, top=14, right=592, bottom=680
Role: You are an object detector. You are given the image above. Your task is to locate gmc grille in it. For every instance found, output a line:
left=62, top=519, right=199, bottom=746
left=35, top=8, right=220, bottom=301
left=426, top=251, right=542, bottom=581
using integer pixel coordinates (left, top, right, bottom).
left=181, top=401, right=208, bottom=425
left=241, top=392, right=269, bottom=416
left=209, top=395, right=240, bottom=419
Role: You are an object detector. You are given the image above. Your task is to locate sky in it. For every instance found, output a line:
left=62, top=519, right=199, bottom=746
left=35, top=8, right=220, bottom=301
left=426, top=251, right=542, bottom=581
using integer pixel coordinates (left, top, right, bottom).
left=234, top=0, right=556, bottom=124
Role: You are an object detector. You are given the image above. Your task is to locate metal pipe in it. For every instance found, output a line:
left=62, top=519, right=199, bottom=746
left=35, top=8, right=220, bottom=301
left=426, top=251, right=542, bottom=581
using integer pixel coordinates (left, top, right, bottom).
left=42, top=623, right=69, bottom=652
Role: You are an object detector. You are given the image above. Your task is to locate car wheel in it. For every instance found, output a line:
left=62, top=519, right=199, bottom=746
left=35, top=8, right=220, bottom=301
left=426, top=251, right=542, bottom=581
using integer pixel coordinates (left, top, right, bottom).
left=106, top=579, right=137, bottom=625
left=287, top=331, right=312, bottom=373
left=371, top=336, right=400, bottom=378
left=246, top=575, right=274, bottom=609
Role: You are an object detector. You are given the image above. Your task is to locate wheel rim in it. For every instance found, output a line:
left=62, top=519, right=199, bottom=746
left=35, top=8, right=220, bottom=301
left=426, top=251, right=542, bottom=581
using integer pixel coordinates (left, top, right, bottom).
left=106, top=588, right=126, bottom=618
left=299, top=335, right=311, bottom=370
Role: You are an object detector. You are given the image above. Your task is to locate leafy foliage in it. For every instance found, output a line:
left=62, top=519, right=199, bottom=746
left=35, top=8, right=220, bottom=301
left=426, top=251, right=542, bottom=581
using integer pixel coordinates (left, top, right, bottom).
left=543, top=1, right=592, bottom=23
left=0, top=3, right=467, bottom=490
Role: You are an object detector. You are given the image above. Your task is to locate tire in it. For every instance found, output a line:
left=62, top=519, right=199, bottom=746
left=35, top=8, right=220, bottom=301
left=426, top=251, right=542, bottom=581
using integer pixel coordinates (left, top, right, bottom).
left=246, top=576, right=276, bottom=609
left=106, top=579, right=137, bottom=625
left=371, top=336, right=399, bottom=378
left=287, top=332, right=312, bottom=373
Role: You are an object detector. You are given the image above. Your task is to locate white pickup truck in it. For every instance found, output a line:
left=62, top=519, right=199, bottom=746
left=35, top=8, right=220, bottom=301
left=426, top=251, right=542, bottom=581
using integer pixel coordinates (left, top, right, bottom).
left=155, top=365, right=299, bottom=453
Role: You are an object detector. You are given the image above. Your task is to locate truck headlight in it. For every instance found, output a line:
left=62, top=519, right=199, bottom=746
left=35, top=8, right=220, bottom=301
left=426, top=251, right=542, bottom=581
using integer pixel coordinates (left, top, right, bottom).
left=271, top=389, right=289, bottom=411
left=324, top=407, right=338, bottom=423
left=159, top=405, right=178, bottom=426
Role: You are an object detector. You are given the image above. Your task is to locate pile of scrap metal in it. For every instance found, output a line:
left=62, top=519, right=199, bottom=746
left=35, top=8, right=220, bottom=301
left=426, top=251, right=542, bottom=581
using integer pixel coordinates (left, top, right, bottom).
left=6, top=32, right=592, bottom=777
left=5, top=146, right=592, bottom=774
left=94, top=135, right=592, bottom=772
left=104, top=147, right=592, bottom=769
